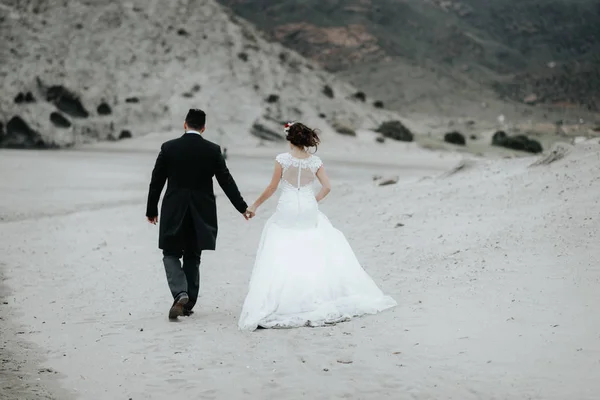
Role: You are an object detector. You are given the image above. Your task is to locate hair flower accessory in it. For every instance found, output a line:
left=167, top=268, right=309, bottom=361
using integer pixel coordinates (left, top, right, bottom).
left=283, top=121, right=296, bottom=133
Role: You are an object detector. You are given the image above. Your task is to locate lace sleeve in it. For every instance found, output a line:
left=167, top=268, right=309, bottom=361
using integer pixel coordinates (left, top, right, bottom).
left=310, top=156, right=323, bottom=173
left=275, top=153, right=290, bottom=169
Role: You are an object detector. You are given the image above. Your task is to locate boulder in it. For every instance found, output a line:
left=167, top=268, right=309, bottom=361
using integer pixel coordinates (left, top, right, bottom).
left=492, top=130, right=507, bottom=145
left=125, top=97, right=140, bottom=103
left=251, top=121, right=284, bottom=141
left=373, top=100, right=384, bottom=109
left=322, top=85, right=334, bottom=99
left=119, top=130, right=132, bottom=139
left=46, top=85, right=89, bottom=118
left=14, top=92, right=35, bottom=104
left=491, top=131, right=543, bottom=154
left=266, top=94, right=279, bottom=103
left=352, top=91, right=366, bottom=102
left=378, top=176, right=399, bottom=186
left=375, top=120, right=414, bottom=142
left=1, top=116, right=49, bottom=148
left=97, top=102, right=112, bottom=115
left=238, top=52, right=249, bottom=62
left=444, top=131, right=466, bottom=146
left=376, top=136, right=385, bottom=143
left=49, top=112, right=72, bottom=128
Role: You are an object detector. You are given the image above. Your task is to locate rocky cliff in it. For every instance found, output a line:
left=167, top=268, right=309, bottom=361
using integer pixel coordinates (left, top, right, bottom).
left=0, top=0, right=397, bottom=148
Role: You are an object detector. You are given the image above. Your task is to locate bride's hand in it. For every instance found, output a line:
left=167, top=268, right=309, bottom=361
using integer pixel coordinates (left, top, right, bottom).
left=244, top=206, right=257, bottom=220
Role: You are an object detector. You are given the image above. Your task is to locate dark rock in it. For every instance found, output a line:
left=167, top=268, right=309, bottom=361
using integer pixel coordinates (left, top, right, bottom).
left=125, top=97, right=140, bottom=103
left=279, top=52, right=287, bottom=62
left=319, top=113, right=327, bottom=119
left=470, top=134, right=478, bottom=140
left=251, top=122, right=284, bottom=141
left=322, top=85, right=334, bottom=99
left=192, top=84, right=201, bottom=92
left=238, top=52, right=249, bottom=62
left=373, top=100, right=385, bottom=109
left=14, top=91, right=35, bottom=104
left=182, top=92, right=194, bottom=98
left=14, top=92, right=25, bottom=104
left=333, top=123, right=356, bottom=136
left=376, top=137, right=385, bottom=143
left=97, top=102, right=112, bottom=115
left=378, top=177, right=399, bottom=186
left=375, top=120, right=414, bottom=142
left=492, top=130, right=507, bottom=145
left=491, top=131, right=543, bottom=154
left=1, top=116, right=50, bottom=149
left=46, top=85, right=89, bottom=118
left=49, top=112, right=72, bottom=128
left=177, top=28, right=189, bottom=36
left=119, top=130, right=132, bottom=140
left=525, top=139, right=543, bottom=154
left=266, top=94, right=279, bottom=103
left=352, top=91, right=366, bottom=102
left=444, top=131, right=466, bottom=146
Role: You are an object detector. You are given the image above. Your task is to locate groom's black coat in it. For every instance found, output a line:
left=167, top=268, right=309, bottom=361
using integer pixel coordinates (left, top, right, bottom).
left=146, top=133, right=247, bottom=252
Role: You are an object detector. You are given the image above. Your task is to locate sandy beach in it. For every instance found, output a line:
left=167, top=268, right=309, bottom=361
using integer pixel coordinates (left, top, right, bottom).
left=1, top=136, right=599, bottom=399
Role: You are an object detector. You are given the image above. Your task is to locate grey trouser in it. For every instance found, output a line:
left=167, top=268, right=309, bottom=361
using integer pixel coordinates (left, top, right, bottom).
left=163, top=249, right=201, bottom=310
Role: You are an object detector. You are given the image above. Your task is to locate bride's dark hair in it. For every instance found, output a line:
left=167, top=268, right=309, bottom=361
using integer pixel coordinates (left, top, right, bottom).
left=285, top=122, right=320, bottom=150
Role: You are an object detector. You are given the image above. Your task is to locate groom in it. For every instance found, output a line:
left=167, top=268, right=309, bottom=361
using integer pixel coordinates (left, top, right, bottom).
left=146, top=108, right=254, bottom=319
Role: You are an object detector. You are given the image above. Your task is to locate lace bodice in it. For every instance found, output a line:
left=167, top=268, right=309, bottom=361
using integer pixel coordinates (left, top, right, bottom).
left=268, top=153, right=322, bottom=229
left=275, top=153, right=323, bottom=190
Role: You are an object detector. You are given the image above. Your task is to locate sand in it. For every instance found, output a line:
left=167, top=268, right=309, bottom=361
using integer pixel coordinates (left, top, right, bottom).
left=1, top=135, right=599, bottom=399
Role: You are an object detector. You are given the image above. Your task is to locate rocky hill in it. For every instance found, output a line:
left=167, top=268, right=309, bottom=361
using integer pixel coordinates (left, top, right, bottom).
left=0, top=0, right=398, bottom=149
left=217, top=0, right=600, bottom=119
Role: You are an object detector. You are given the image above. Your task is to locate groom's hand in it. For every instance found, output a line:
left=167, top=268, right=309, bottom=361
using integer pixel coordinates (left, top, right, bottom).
left=243, top=209, right=255, bottom=220
left=147, top=216, right=158, bottom=225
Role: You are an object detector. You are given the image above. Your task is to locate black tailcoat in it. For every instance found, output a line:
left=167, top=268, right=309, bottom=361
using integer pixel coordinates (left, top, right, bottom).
left=146, top=133, right=247, bottom=251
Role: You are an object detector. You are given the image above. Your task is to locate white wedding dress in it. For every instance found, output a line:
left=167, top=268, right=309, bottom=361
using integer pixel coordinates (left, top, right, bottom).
left=238, top=153, right=397, bottom=330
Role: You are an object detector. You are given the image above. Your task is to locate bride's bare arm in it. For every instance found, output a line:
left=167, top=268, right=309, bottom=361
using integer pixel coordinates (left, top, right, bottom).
left=249, top=161, right=283, bottom=212
left=315, top=166, right=331, bottom=202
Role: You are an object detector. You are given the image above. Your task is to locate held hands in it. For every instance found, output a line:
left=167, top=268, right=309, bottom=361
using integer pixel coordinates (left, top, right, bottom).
left=243, top=206, right=257, bottom=220
left=147, top=216, right=158, bottom=225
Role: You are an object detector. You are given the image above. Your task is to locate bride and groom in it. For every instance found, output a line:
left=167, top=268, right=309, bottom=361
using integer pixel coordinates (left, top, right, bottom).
left=146, top=109, right=396, bottom=330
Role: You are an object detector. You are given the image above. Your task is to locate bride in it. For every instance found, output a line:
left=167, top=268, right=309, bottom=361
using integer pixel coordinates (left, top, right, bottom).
left=238, top=122, right=397, bottom=330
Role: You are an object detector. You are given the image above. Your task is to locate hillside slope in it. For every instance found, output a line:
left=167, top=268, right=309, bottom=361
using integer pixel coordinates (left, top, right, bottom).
left=0, top=0, right=398, bottom=148
left=217, top=0, right=600, bottom=119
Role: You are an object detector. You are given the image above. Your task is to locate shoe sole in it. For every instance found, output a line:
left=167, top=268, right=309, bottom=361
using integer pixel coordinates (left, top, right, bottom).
left=168, top=296, right=189, bottom=320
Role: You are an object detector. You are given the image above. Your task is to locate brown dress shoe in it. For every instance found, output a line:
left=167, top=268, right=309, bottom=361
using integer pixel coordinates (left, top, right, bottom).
left=168, top=293, right=189, bottom=319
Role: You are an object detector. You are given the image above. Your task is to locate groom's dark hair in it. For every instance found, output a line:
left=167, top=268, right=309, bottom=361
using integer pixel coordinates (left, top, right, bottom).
left=185, top=108, right=206, bottom=130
